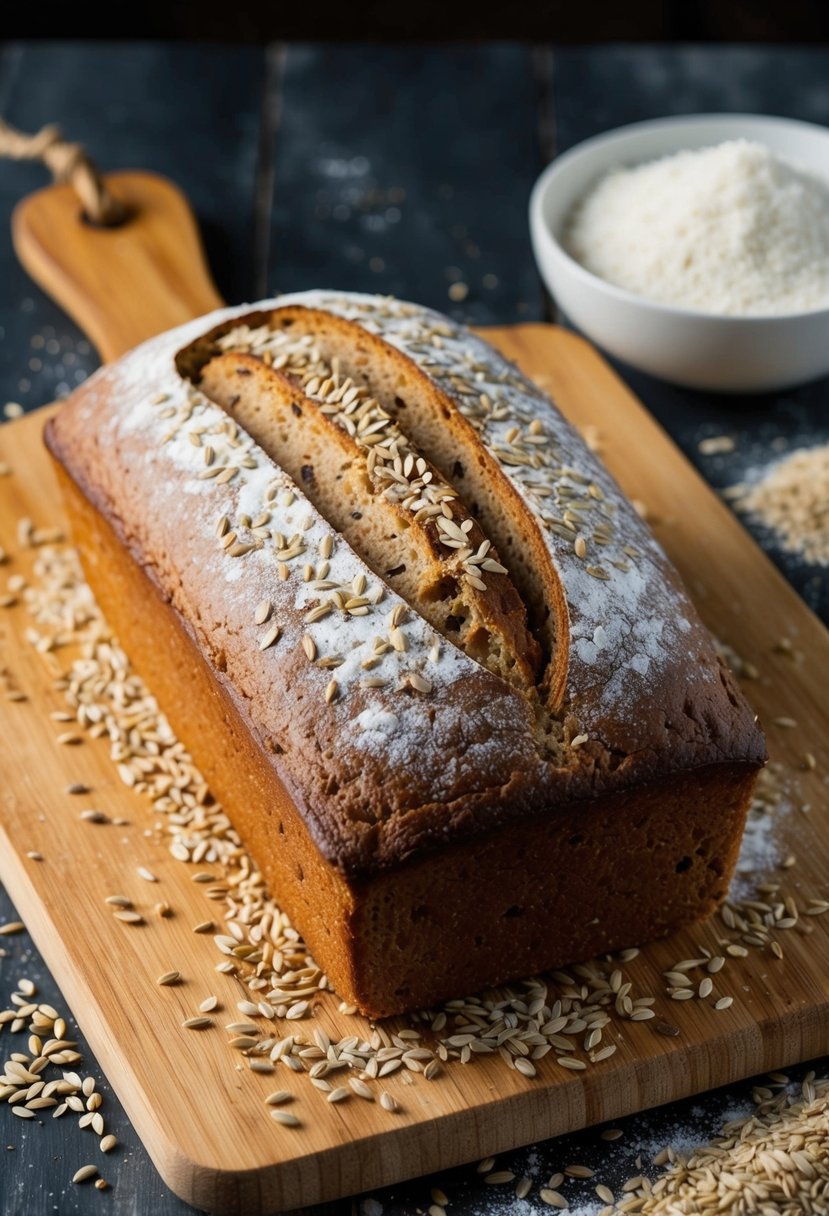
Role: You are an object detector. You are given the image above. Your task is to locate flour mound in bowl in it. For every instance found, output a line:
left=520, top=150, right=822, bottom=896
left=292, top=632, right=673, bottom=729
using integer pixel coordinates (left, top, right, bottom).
left=565, top=139, right=829, bottom=316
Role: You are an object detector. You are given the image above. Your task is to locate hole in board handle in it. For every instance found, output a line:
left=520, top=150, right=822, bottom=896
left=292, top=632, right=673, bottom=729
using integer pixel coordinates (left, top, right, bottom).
left=79, top=200, right=132, bottom=230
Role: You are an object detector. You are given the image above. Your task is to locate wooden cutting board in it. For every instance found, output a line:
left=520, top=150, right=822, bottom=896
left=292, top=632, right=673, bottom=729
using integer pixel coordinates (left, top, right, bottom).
left=2, top=174, right=828, bottom=1214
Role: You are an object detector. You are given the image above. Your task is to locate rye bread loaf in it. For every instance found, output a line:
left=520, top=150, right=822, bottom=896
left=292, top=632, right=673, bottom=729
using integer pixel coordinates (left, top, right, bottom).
left=45, top=291, right=766, bottom=1017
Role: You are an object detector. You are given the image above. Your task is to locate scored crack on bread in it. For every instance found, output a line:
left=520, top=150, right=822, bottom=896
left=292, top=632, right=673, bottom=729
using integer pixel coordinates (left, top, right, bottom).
left=267, top=304, right=568, bottom=710
left=45, top=290, right=766, bottom=1016
left=183, top=325, right=541, bottom=697
left=183, top=305, right=569, bottom=708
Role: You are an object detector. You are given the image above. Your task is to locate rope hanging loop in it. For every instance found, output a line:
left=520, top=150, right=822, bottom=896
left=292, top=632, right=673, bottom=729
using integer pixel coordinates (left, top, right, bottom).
left=0, top=117, right=128, bottom=227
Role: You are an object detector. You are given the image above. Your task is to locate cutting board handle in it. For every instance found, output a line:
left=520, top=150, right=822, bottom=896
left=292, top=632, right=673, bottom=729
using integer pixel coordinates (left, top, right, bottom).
left=12, top=171, right=225, bottom=363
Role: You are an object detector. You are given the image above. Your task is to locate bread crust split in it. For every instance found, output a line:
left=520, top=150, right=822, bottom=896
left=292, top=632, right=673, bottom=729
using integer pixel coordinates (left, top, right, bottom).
left=193, top=341, right=542, bottom=698
left=45, top=291, right=766, bottom=1016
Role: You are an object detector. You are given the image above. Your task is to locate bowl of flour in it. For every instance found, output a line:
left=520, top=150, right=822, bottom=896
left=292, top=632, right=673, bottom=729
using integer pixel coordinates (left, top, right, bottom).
left=530, top=114, right=829, bottom=391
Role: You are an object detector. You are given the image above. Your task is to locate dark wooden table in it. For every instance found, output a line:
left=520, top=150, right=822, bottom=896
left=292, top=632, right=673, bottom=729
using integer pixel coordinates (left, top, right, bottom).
left=0, top=41, right=827, bottom=1216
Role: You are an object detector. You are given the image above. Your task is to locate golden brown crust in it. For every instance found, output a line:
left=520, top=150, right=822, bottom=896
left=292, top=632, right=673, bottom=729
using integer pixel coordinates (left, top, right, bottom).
left=350, top=760, right=756, bottom=1016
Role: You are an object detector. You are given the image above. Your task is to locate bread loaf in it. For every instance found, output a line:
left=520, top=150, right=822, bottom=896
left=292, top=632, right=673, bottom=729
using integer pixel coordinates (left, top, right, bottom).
left=45, top=291, right=765, bottom=1017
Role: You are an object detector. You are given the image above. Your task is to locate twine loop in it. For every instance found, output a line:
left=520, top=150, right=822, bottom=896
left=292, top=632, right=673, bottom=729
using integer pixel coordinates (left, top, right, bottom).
left=0, top=117, right=127, bottom=227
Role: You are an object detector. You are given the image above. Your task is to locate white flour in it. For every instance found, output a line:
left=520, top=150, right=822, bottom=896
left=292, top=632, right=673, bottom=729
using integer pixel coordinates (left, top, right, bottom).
left=566, top=139, right=829, bottom=315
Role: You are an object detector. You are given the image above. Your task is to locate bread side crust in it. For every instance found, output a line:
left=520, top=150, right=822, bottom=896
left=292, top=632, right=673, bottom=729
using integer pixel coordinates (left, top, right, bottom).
left=350, top=759, right=757, bottom=1016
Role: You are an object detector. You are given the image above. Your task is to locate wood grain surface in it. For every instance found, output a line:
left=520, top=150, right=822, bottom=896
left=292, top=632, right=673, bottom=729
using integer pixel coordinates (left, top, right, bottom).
left=0, top=325, right=827, bottom=1214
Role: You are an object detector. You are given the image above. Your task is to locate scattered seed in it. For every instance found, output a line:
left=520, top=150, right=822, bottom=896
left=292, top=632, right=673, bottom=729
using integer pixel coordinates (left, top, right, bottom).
left=539, top=1188, right=568, bottom=1208
left=72, top=1165, right=98, bottom=1184
left=228, top=1036, right=258, bottom=1050
left=699, top=435, right=735, bottom=455
left=265, top=1091, right=293, bottom=1106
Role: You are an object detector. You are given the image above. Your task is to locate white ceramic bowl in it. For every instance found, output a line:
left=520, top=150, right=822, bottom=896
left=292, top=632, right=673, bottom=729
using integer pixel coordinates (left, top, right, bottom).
left=529, top=114, right=829, bottom=393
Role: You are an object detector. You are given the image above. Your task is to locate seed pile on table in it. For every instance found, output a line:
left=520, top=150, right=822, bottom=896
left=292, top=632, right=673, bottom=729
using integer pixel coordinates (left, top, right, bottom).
left=612, top=1071, right=829, bottom=1215
left=409, top=1069, right=829, bottom=1214
left=726, top=443, right=829, bottom=566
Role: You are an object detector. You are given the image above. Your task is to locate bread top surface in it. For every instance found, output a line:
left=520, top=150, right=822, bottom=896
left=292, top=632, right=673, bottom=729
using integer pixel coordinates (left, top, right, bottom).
left=46, top=292, right=765, bottom=877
